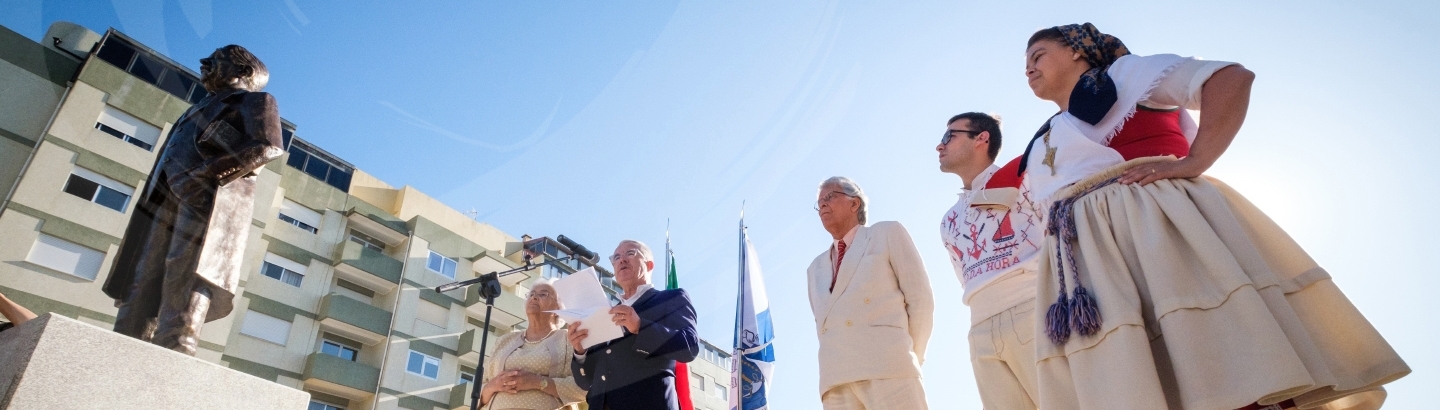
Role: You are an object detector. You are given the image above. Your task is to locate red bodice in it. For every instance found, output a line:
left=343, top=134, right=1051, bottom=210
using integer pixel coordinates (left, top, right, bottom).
left=1107, top=107, right=1190, bottom=160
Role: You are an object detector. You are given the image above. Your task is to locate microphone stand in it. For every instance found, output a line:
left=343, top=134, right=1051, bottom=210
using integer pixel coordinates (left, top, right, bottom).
left=436, top=254, right=582, bottom=410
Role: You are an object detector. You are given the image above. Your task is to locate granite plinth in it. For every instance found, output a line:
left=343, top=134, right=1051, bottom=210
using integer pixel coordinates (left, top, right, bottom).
left=0, top=313, right=309, bottom=409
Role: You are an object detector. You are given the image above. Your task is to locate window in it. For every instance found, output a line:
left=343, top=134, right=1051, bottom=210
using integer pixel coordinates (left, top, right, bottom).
left=26, top=234, right=104, bottom=280
left=320, top=340, right=358, bottom=361
left=714, top=382, right=727, bottom=398
left=348, top=230, right=384, bottom=252
left=458, top=370, right=474, bottom=385
left=278, top=199, right=321, bottom=234
left=406, top=350, right=440, bottom=379
left=307, top=401, right=344, bottom=410
left=427, top=251, right=457, bottom=279
left=62, top=167, right=133, bottom=212
left=284, top=139, right=353, bottom=192
left=239, top=310, right=291, bottom=345
left=692, top=372, right=706, bottom=392
left=260, top=253, right=305, bottom=287
left=95, top=106, right=161, bottom=151
left=93, top=36, right=206, bottom=104
left=333, top=279, right=375, bottom=303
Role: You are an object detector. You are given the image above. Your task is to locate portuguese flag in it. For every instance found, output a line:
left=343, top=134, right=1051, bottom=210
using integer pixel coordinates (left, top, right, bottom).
left=667, top=236, right=694, bottom=410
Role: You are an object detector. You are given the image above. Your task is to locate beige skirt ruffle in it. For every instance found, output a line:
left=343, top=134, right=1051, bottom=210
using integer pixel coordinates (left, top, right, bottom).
left=1034, top=157, right=1409, bottom=410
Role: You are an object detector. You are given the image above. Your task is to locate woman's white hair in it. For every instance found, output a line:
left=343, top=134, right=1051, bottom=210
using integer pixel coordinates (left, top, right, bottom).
left=528, top=278, right=565, bottom=324
left=820, top=176, right=869, bottom=224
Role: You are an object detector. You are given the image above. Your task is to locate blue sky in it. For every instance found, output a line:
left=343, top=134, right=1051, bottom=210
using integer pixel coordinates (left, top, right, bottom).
left=6, top=0, right=1437, bottom=408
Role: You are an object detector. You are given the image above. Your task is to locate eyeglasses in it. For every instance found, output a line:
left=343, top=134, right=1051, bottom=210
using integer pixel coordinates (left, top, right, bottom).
left=609, top=249, right=642, bottom=262
left=814, top=190, right=856, bottom=211
left=941, top=129, right=981, bottom=145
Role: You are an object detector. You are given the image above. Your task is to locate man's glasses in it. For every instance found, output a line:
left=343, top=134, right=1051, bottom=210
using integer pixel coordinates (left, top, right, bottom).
left=941, top=129, right=981, bottom=145
left=814, top=190, right=856, bottom=211
left=609, top=249, right=642, bottom=262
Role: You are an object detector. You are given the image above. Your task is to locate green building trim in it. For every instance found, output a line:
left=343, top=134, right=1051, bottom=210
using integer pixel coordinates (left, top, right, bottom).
left=410, top=217, right=487, bottom=260
left=44, top=135, right=150, bottom=187
left=263, top=234, right=334, bottom=267
left=0, top=127, right=36, bottom=147
left=76, top=58, right=190, bottom=128
left=0, top=285, right=115, bottom=324
left=0, top=25, right=80, bottom=86
left=382, top=388, right=450, bottom=410
left=392, top=330, right=457, bottom=358
left=223, top=354, right=304, bottom=382
left=244, top=293, right=317, bottom=322
left=6, top=202, right=121, bottom=251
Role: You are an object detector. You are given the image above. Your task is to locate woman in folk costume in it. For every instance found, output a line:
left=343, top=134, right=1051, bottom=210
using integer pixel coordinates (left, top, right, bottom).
left=1019, top=23, right=1409, bottom=410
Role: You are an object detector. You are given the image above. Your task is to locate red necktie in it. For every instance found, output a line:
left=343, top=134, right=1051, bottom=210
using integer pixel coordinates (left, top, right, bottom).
left=830, top=241, right=848, bottom=292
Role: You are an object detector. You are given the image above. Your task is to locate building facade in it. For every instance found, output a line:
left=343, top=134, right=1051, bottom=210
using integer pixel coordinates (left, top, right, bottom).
left=0, top=22, right=731, bottom=410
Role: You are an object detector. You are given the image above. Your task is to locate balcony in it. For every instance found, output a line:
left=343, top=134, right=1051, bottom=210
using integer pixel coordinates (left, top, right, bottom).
left=303, top=352, right=380, bottom=399
left=474, top=252, right=528, bottom=287
left=456, top=328, right=506, bottom=364
left=333, top=241, right=403, bottom=294
left=345, top=209, right=408, bottom=246
left=318, top=293, right=392, bottom=345
left=465, top=286, right=526, bottom=328
left=449, top=384, right=475, bottom=410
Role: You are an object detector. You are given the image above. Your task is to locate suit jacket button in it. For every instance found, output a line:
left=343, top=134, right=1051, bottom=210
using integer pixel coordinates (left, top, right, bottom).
left=846, top=320, right=853, bottom=326
left=605, top=349, right=611, bottom=354
left=601, top=375, right=606, bottom=381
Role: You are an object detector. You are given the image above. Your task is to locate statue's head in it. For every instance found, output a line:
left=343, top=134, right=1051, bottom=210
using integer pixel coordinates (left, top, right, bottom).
left=199, top=45, right=268, bottom=93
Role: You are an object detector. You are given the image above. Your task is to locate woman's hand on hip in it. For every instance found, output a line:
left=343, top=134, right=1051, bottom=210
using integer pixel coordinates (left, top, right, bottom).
left=1119, top=157, right=1208, bottom=186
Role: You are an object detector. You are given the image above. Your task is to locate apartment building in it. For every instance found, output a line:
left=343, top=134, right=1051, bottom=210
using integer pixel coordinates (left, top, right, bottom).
left=0, top=22, right=731, bottom=410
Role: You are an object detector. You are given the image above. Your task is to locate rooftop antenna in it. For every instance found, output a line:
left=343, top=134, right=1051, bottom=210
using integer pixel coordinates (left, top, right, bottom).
left=464, top=208, right=478, bottom=220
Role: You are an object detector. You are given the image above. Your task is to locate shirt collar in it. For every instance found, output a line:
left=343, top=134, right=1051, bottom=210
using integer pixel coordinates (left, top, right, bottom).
left=621, top=283, right=654, bottom=306
left=961, top=164, right=1002, bottom=195
left=833, top=224, right=860, bottom=251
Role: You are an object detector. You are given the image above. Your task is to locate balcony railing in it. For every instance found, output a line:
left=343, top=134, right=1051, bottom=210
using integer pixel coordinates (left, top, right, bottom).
left=464, top=286, right=526, bottom=328
left=318, top=293, right=392, bottom=345
left=333, top=241, right=402, bottom=294
left=303, top=352, right=380, bottom=397
left=448, top=384, right=473, bottom=410
left=457, top=328, right=506, bottom=363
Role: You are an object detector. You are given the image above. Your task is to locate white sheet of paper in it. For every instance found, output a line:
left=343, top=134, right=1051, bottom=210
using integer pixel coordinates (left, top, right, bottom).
left=549, top=268, right=612, bottom=310
left=547, top=267, right=623, bottom=349
left=576, top=308, right=626, bottom=349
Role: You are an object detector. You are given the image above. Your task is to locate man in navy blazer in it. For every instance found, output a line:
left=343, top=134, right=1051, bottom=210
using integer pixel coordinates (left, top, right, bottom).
left=569, top=239, right=699, bottom=410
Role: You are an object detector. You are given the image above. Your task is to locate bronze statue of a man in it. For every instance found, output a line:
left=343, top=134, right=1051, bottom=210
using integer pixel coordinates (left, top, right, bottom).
left=102, top=45, right=284, bottom=355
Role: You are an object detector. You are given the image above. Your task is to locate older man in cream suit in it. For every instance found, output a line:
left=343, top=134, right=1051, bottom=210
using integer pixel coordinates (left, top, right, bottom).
left=807, top=176, right=934, bottom=410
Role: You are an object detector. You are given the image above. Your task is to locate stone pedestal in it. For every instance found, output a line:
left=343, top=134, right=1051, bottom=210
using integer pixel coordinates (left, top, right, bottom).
left=0, top=313, right=309, bottom=409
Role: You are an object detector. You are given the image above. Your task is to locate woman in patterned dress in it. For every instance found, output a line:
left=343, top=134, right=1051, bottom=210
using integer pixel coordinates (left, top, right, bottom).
left=478, top=279, right=586, bottom=410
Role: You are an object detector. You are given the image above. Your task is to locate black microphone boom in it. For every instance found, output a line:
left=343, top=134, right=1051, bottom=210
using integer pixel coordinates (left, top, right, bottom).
left=556, top=235, right=598, bottom=261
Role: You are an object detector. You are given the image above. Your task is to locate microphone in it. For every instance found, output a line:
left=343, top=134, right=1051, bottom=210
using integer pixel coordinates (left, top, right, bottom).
left=556, top=235, right=598, bottom=262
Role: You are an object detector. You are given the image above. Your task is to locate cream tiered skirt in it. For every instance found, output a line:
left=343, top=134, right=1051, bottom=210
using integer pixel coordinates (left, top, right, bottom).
left=1034, top=157, right=1409, bottom=410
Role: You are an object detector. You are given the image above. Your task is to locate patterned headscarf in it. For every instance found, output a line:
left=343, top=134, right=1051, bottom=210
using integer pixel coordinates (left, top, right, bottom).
left=1017, top=23, right=1131, bottom=177
left=1057, top=23, right=1130, bottom=125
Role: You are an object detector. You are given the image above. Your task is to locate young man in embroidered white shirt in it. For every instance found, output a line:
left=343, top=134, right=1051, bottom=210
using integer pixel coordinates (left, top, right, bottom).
left=937, top=112, right=1046, bottom=410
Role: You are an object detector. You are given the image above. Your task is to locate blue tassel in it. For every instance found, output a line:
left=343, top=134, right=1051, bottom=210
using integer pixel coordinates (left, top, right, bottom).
left=1070, top=285, right=1102, bottom=336
left=1045, top=294, right=1072, bottom=345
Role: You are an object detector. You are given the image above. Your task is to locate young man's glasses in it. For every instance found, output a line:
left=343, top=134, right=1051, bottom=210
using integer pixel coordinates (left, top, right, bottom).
left=941, top=129, right=981, bottom=145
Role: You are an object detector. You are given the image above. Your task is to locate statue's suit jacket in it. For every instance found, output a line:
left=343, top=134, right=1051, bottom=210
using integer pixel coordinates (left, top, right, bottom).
left=571, top=287, right=699, bottom=410
left=806, top=221, right=935, bottom=396
left=102, top=89, right=284, bottom=322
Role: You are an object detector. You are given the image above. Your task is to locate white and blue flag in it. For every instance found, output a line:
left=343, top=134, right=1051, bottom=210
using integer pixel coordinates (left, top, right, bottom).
left=730, top=216, right=774, bottom=410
